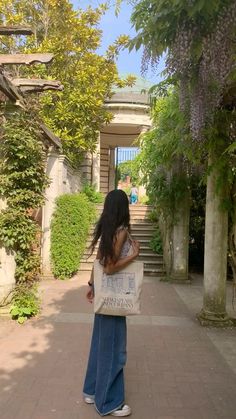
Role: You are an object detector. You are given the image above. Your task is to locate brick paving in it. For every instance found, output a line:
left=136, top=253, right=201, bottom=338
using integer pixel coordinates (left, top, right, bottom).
left=0, top=273, right=236, bottom=419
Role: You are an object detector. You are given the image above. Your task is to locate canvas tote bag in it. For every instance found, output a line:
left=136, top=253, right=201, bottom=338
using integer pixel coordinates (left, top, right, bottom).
left=93, top=258, right=143, bottom=316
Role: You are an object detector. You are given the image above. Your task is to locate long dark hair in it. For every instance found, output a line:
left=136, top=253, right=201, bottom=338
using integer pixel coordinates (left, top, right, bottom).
left=90, top=189, right=130, bottom=265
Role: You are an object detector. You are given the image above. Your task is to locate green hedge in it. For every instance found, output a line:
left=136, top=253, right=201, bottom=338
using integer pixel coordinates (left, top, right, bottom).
left=50, top=193, right=96, bottom=279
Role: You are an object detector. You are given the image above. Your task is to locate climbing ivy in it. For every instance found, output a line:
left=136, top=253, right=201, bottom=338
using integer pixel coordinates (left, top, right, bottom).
left=0, top=110, right=48, bottom=320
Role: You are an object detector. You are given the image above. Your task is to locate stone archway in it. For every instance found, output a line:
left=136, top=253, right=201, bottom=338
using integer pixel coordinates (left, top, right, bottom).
left=91, top=90, right=151, bottom=193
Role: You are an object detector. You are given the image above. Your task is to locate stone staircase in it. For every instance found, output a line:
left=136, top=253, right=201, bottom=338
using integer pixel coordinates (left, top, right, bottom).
left=80, top=204, right=165, bottom=277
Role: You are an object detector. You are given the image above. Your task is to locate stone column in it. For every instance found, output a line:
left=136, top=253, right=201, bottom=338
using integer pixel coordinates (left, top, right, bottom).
left=109, top=147, right=116, bottom=191
left=92, top=134, right=101, bottom=191
left=198, top=148, right=232, bottom=326
left=80, top=152, right=93, bottom=185
left=0, top=199, right=16, bottom=307
left=138, top=125, right=149, bottom=197
left=228, top=180, right=236, bottom=286
left=169, top=158, right=190, bottom=282
left=170, top=188, right=190, bottom=282
left=41, top=148, right=61, bottom=278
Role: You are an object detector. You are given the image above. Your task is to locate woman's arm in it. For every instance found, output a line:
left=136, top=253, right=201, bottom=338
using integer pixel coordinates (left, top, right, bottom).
left=86, top=249, right=101, bottom=302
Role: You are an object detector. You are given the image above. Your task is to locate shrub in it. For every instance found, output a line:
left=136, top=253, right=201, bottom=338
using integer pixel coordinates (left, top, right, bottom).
left=10, top=283, right=41, bottom=324
left=82, top=183, right=104, bottom=203
left=51, top=193, right=96, bottom=279
left=148, top=209, right=159, bottom=223
left=139, top=195, right=149, bottom=205
left=123, top=186, right=131, bottom=196
left=149, top=227, right=163, bottom=254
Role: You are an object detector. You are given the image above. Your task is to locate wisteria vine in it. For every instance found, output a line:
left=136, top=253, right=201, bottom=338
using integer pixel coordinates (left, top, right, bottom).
left=141, top=1, right=236, bottom=140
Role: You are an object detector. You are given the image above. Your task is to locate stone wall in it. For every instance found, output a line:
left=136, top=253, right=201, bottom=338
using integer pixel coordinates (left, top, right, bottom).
left=0, top=199, right=16, bottom=305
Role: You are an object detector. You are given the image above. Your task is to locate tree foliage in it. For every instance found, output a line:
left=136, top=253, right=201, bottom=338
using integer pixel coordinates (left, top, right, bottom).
left=117, top=157, right=140, bottom=184
left=0, top=0, right=135, bottom=164
left=130, top=0, right=236, bottom=140
left=138, top=90, right=206, bottom=268
left=129, top=0, right=236, bottom=286
left=137, top=91, right=192, bottom=216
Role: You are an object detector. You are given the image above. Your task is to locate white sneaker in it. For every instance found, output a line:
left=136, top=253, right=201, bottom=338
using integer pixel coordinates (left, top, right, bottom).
left=111, top=405, right=131, bottom=417
left=84, top=396, right=95, bottom=404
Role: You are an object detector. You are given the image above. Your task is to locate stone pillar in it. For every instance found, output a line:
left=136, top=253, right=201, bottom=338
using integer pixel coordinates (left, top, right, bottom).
left=138, top=126, right=149, bottom=197
left=109, top=147, right=116, bottom=191
left=170, top=189, right=190, bottom=282
left=228, top=181, right=236, bottom=285
left=169, top=159, right=190, bottom=282
left=41, top=149, right=61, bottom=278
left=92, top=134, right=101, bottom=191
left=80, top=152, right=93, bottom=185
left=198, top=148, right=232, bottom=326
left=0, top=248, right=16, bottom=304
left=0, top=199, right=16, bottom=306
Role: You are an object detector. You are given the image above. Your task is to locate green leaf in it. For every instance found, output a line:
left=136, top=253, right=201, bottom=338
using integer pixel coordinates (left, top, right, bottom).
left=17, top=316, right=26, bottom=324
left=10, top=307, right=19, bottom=316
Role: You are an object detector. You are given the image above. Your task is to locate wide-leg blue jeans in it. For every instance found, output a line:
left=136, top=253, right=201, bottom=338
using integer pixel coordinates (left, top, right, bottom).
left=83, top=314, right=127, bottom=416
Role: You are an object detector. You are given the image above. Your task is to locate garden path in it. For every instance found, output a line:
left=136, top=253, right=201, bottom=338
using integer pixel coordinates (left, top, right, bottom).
left=0, top=273, right=236, bottom=419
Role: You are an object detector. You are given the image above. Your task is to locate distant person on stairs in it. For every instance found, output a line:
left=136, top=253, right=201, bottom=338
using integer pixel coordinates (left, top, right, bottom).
left=83, top=189, right=140, bottom=417
left=130, top=184, right=138, bottom=204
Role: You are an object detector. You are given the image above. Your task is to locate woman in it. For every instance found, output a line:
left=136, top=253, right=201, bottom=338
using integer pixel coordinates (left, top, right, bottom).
left=83, top=189, right=140, bottom=417
left=129, top=184, right=138, bottom=205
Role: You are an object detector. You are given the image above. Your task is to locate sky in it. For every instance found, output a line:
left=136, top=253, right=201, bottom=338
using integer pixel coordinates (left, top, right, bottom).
left=72, top=0, right=165, bottom=84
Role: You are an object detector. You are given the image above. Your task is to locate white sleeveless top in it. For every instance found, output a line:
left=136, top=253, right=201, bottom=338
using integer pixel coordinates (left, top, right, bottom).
left=117, top=226, right=132, bottom=259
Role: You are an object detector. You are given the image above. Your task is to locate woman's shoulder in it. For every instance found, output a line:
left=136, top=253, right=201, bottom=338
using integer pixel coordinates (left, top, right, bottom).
left=116, top=225, right=128, bottom=232
left=116, top=225, right=128, bottom=239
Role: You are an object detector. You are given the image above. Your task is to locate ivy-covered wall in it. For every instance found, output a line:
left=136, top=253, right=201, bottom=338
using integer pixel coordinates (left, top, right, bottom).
left=0, top=110, right=49, bottom=322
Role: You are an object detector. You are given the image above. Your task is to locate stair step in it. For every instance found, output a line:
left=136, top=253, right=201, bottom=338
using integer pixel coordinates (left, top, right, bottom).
left=144, top=263, right=165, bottom=270
left=137, top=255, right=163, bottom=262
left=88, top=223, right=155, bottom=232
left=139, top=252, right=162, bottom=258
left=131, top=220, right=152, bottom=223
left=84, top=244, right=158, bottom=253
left=130, top=233, right=153, bottom=238
left=80, top=262, right=165, bottom=277
left=144, top=269, right=165, bottom=277
left=130, top=220, right=152, bottom=226
left=131, top=213, right=152, bottom=215
left=88, top=233, right=154, bottom=240
left=81, top=260, right=164, bottom=268
left=82, top=256, right=163, bottom=265
left=131, top=224, right=155, bottom=230
left=145, top=266, right=165, bottom=272
left=137, top=245, right=155, bottom=252
left=134, top=239, right=152, bottom=244
left=95, top=208, right=153, bottom=215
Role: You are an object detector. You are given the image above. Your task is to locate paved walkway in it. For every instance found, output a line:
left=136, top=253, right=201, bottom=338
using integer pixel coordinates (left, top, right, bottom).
left=0, top=273, right=236, bottom=419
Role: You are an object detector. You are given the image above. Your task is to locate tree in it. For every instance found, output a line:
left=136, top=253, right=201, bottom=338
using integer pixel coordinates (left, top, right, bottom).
left=130, top=0, right=236, bottom=325
left=0, top=0, right=134, bottom=165
left=138, top=91, right=193, bottom=281
left=117, top=158, right=140, bottom=184
left=131, top=0, right=235, bottom=139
